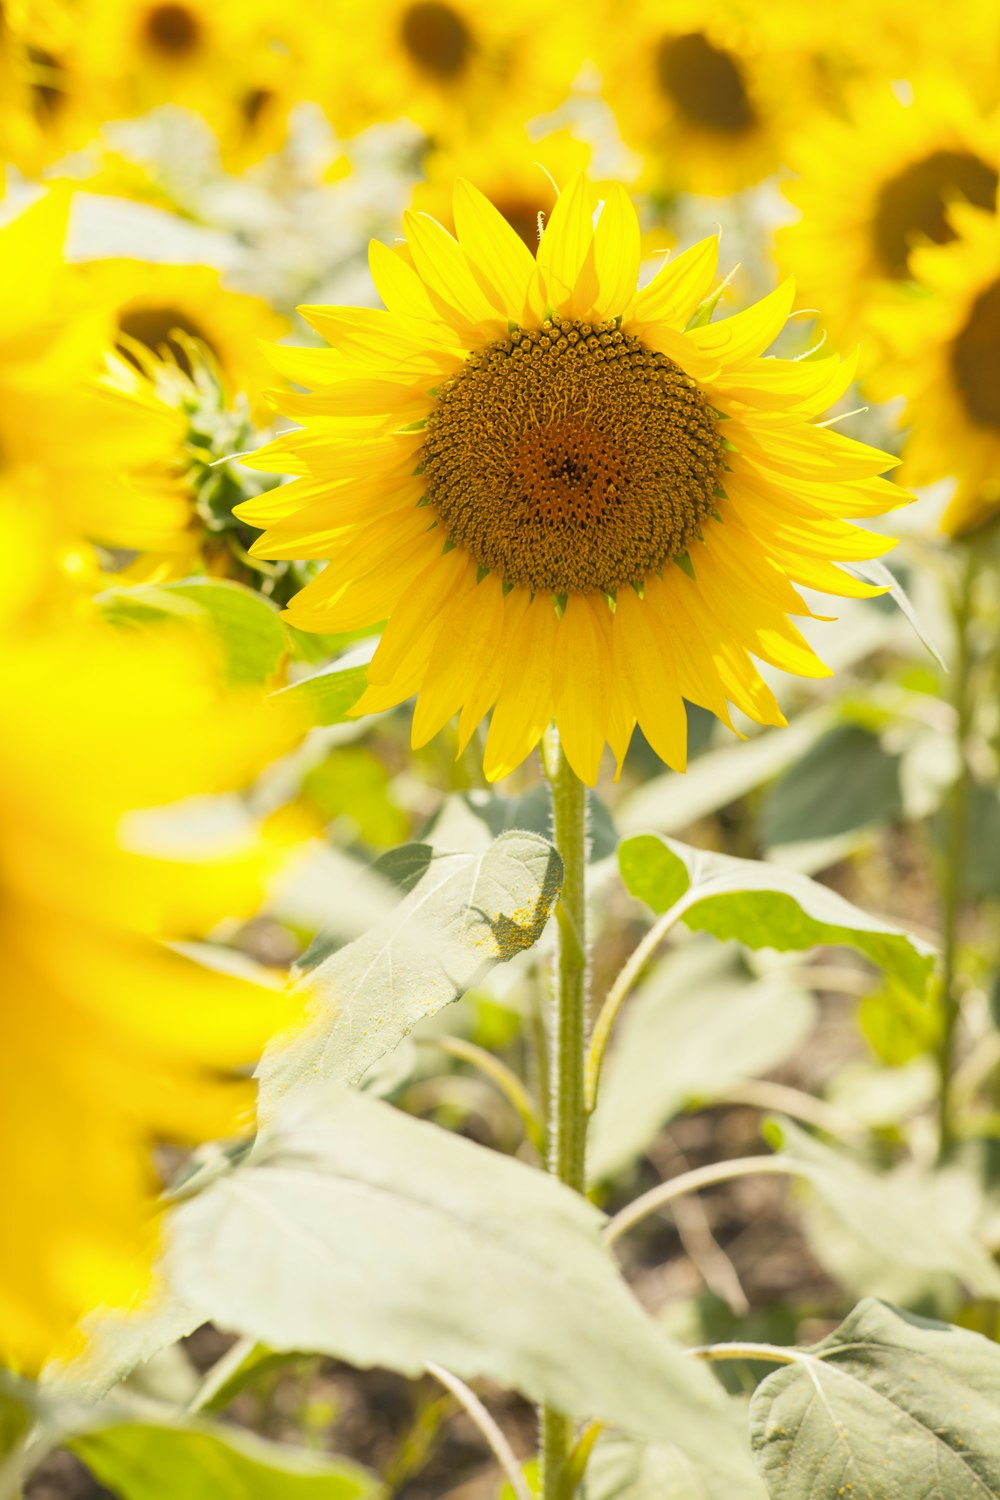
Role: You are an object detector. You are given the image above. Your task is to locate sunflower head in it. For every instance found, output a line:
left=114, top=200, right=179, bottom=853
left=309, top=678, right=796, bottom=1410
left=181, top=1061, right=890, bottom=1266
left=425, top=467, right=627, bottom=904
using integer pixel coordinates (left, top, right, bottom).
left=879, top=203, right=1000, bottom=538
left=239, top=173, right=907, bottom=786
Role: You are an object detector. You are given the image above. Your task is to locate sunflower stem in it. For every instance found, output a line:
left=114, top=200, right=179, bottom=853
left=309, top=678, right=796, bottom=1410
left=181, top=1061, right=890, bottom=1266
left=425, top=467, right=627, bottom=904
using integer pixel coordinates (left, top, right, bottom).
left=937, top=544, right=978, bottom=1160
left=539, top=727, right=589, bottom=1500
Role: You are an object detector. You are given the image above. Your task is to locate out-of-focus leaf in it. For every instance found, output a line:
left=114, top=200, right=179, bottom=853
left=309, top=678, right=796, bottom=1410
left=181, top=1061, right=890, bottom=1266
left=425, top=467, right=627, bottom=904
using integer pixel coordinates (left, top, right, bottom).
left=258, top=832, right=561, bottom=1112
left=858, top=979, right=940, bottom=1065
left=761, top=724, right=903, bottom=849
left=589, top=944, right=816, bottom=1181
left=271, top=664, right=367, bottom=728
left=750, top=1299, right=1000, bottom=1498
left=100, top=579, right=287, bottom=685
left=166, top=1086, right=750, bottom=1480
left=619, top=834, right=936, bottom=1000
left=587, top=1431, right=766, bottom=1500
left=765, top=1118, right=1000, bottom=1297
left=934, top=780, right=1000, bottom=898
left=0, top=1373, right=33, bottom=1461
left=70, top=1421, right=379, bottom=1500
left=44, top=1293, right=204, bottom=1401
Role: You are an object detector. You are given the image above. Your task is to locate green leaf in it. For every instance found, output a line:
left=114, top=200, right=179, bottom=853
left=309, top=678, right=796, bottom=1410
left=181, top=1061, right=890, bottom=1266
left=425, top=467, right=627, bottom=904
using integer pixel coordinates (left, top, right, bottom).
left=0, top=1373, right=33, bottom=1461
left=766, top=1118, right=1000, bottom=1298
left=258, top=832, right=562, bottom=1112
left=587, top=1432, right=766, bottom=1500
left=761, top=724, right=903, bottom=850
left=589, top=945, right=816, bottom=1181
left=270, top=664, right=367, bottom=727
left=165, top=1085, right=750, bottom=1471
left=750, top=1298, right=1000, bottom=1499
left=100, top=580, right=287, bottom=685
left=618, top=834, right=936, bottom=999
left=70, top=1422, right=379, bottom=1500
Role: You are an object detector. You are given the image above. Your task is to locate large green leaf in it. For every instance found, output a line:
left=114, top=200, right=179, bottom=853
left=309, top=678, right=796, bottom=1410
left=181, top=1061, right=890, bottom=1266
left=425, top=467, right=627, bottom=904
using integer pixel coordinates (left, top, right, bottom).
left=586, top=1432, right=766, bottom=1500
left=258, top=832, right=561, bottom=1111
left=767, top=1118, right=1000, bottom=1298
left=100, top=579, right=287, bottom=685
left=165, top=1085, right=750, bottom=1480
left=589, top=945, right=816, bottom=1181
left=750, top=1299, right=1000, bottom=1499
left=70, top=1421, right=379, bottom=1500
left=270, top=664, right=367, bottom=727
left=619, top=834, right=936, bottom=999
left=761, top=724, right=903, bottom=850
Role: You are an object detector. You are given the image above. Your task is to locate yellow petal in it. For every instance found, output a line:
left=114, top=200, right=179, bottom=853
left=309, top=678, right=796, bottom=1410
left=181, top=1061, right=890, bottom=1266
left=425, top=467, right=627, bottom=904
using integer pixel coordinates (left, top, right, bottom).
left=553, top=594, right=612, bottom=785
left=483, top=596, right=558, bottom=780
left=627, top=234, right=719, bottom=327
left=537, top=170, right=599, bottom=317
left=452, top=178, right=538, bottom=326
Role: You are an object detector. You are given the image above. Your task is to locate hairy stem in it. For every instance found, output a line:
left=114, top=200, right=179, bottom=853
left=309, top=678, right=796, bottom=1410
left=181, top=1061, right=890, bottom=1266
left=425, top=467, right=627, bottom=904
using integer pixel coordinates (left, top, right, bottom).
left=937, top=545, right=977, bottom=1159
left=539, top=727, right=589, bottom=1500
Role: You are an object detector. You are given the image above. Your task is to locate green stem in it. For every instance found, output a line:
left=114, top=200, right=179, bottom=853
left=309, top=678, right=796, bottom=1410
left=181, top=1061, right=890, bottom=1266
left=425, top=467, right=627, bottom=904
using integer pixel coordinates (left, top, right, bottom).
left=539, top=727, right=589, bottom=1500
left=937, top=545, right=977, bottom=1159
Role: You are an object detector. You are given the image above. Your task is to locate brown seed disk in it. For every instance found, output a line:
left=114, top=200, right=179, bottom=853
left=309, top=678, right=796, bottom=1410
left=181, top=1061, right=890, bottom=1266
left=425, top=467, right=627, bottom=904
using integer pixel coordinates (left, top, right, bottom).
left=419, top=316, right=726, bottom=594
left=951, top=277, right=1000, bottom=431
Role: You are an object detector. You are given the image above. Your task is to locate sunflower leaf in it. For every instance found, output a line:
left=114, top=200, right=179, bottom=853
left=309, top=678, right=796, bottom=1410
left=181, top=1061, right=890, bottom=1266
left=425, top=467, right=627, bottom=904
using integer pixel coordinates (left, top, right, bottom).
left=749, top=1299, right=1000, bottom=1499
left=99, top=579, right=288, bottom=685
left=586, top=1431, right=766, bottom=1500
left=269, top=663, right=367, bottom=727
left=69, top=1420, right=380, bottom=1500
left=619, top=834, right=936, bottom=998
left=258, top=831, right=562, bottom=1113
left=165, top=1084, right=754, bottom=1479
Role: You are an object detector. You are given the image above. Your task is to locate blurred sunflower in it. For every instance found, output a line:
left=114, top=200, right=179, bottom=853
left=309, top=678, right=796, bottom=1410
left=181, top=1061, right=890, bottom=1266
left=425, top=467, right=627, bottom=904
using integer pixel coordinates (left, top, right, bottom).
left=238, top=175, right=906, bottom=786
left=76, top=0, right=307, bottom=165
left=0, top=0, right=105, bottom=181
left=75, top=258, right=286, bottom=414
left=778, top=79, right=1000, bottom=361
left=0, top=501, right=299, bottom=1368
left=410, top=124, right=593, bottom=252
left=880, top=205, right=1000, bottom=538
left=0, top=191, right=189, bottom=582
left=598, top=0, right=810, bottom=196
left=318, top=0, right=581, bottom=140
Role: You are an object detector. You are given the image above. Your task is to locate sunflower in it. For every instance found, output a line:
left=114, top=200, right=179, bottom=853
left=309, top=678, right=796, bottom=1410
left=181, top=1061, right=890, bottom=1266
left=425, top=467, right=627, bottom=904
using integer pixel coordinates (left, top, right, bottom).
left=74, top=258, right=287, bottom=415
left=0, top=498, right=299, bottom=1368
left=316, top=0, right=582, bottom=141
left=596, top=0, right=814, bottom=197
left=74, top=0, right=307, bottom=164
left=0, top=192, right=191, bottom=582
left=237, top=175, right=905, bottom=786
left=410, top=124, right=595, bottom=253
left=778, top=78, right=1000, bottom=365
left=877, top=205, right=1000, bottom=538
left=0, top=0, right=106, bottom=181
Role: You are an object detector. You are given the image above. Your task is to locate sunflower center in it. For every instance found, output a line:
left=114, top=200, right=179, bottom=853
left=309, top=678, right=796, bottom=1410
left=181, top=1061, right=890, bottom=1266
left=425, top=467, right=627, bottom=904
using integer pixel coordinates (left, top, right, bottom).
left=142, top=3, right=202, bottom=57
left=27, top=46, right=67, bottom=121
left=420, top=317, right=725, bottom=594
left=872, top=150, right=999, bottom=278
left=117, top=304, right=214, bottom=378
left=399, top=1, right=472, bottom=77
left=655, top=32, right=755, bottom=134
left=951, top=279, right=1000, bottom=430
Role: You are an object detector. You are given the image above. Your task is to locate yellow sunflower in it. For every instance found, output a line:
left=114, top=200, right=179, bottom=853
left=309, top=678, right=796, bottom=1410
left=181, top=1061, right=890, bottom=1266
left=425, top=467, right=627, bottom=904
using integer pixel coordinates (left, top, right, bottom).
left=597, top=0, right=814, bottom=196
left=778, top=78, right=1000, bottom=365
left=0, top=191, right=192, bottom=583
left=74, top=258, right=287, bottom=416
left=74, top=0, right=307, bottom=165
left=0, top=499, right=299, bottom=1369
left=238, top=175, right=906, bottom=786
left=878, top=204, right=1000, bottom=538
left=316, top=0, right=582, bottom=141
left=410, top=124, right=595, bottom=254
left=0, top=0, right=107, bottom=182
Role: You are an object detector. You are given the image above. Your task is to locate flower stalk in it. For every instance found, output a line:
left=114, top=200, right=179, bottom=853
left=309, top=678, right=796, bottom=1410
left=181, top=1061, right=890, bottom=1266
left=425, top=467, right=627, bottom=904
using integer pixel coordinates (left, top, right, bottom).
left=539, top=726, right=590, bottom=1499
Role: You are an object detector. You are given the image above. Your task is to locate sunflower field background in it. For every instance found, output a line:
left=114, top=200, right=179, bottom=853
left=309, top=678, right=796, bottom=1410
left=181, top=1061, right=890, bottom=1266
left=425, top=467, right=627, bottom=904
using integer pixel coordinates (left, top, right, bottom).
left=5, top=1, right=1000, bottom=1496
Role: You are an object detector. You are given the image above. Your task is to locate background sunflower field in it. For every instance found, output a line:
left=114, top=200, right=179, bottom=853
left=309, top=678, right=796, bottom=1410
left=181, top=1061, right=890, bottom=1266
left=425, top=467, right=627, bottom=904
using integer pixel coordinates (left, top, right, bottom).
left=4, top=1, right=1000, bottom=1497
